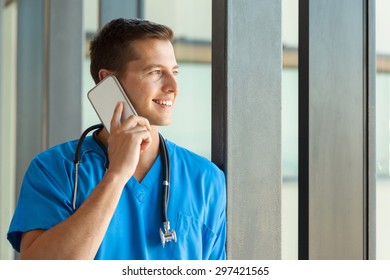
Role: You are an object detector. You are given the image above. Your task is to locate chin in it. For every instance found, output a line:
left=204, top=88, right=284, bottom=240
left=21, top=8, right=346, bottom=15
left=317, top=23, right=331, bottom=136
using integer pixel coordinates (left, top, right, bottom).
left=158, top=121, right=172, bottom=127
left=155, top=119, right=172, bottom=127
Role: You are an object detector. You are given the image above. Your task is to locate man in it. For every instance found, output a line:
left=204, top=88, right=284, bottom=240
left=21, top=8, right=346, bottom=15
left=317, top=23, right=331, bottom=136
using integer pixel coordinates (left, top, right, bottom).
left=7, top=18, right=226, bottom=260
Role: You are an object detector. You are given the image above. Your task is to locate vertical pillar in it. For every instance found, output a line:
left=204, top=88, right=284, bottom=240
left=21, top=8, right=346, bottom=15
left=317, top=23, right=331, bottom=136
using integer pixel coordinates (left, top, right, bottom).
left=16, top=0, right=45, bottom=192
left=212, top=0, right=282, bottom=259
left=299, top=0, right=376, bottom=259
left=48, top=0, right=83, bottom=147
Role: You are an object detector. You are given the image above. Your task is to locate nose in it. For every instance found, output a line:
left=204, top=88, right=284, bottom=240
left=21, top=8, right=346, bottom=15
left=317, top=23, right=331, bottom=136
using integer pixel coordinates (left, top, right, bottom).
left=163, top=72, right=179, bottom=94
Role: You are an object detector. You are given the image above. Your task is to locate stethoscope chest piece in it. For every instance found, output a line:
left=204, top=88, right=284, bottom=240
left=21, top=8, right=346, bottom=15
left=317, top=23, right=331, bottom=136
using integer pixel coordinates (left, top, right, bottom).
left=160, top=221, right=177, bottom=248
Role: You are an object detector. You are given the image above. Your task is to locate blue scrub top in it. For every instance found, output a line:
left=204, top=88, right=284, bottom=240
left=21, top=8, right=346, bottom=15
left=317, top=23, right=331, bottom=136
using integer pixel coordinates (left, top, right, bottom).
left=7, top=136, right=226, bottom=260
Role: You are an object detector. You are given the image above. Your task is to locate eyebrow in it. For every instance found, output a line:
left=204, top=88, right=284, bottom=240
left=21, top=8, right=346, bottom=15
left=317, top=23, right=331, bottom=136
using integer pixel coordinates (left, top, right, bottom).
left=141, top=64, right=179, bottom=72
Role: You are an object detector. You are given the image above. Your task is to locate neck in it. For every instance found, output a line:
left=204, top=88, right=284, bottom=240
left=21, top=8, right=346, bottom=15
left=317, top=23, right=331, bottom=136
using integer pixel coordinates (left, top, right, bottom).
left=97, top=126, right=160, bottom=182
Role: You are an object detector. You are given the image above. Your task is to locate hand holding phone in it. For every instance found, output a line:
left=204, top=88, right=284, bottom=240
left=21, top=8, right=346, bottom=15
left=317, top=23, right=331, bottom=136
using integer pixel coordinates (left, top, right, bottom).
left=87, top=75, right=138, bottom=133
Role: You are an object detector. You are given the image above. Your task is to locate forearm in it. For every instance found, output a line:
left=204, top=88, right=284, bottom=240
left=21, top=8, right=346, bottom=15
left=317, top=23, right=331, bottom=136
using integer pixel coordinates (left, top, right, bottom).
left=20, top=172, right=127, bottom=260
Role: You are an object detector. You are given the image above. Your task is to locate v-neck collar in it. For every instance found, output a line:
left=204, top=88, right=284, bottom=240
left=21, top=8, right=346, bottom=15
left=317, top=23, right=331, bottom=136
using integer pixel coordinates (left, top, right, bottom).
left=128, top=139, right=175, bottom=203
left=127, top=153, right=162, bottom=203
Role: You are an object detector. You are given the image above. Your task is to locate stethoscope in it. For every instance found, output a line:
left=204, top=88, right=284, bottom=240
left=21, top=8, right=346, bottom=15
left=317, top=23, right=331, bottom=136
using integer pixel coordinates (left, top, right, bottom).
left=73, top=124, right=177, bottom=248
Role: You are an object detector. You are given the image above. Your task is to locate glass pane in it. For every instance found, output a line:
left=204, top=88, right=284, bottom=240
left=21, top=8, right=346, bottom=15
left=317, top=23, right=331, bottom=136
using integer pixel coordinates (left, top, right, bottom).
left=282, top=0, right=299, bottom=260
left=376, top=0, right=390, bottom=260
left=82, top=0, right=100, bottom=130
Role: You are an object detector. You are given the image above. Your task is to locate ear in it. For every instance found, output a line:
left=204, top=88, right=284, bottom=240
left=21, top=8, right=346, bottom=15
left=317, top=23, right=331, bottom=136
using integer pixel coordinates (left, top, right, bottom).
left=98, top=69, right=113, bottom=81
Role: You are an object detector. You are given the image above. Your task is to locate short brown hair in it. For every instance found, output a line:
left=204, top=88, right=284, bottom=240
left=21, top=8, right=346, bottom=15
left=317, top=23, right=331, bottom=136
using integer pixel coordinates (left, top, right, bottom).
left=89, top=18, right=174, bottom=84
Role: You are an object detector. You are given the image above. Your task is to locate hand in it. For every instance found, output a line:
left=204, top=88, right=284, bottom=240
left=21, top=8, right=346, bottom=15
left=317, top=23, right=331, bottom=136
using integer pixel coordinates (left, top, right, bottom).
left=106, top=102, right=152, bottom=181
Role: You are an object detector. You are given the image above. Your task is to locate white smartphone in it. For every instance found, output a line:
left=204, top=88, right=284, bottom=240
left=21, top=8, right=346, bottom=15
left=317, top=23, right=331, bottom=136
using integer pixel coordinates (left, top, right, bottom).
left=87, top=75, right=137, bottom=133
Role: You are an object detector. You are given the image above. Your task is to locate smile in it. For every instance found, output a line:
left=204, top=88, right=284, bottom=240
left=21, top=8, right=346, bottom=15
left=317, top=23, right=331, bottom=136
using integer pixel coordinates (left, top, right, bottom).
left=153, top=99, right=173, bottom=107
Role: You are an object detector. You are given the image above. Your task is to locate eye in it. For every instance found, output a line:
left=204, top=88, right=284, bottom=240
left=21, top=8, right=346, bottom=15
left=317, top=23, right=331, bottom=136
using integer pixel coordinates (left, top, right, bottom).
left=173, top=69, right=179, bottom=76
left=150, top=69, right=162, bottom=76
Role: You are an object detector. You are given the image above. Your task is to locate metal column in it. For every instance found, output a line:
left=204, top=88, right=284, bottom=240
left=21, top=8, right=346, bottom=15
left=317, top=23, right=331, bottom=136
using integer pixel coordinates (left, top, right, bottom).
left=212, top=0, right=282, bottom=259
left=299, top=0, right=376, bottom=259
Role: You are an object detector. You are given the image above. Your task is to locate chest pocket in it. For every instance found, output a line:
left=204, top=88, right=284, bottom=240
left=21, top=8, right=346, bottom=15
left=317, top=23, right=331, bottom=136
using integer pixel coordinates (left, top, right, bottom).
left=171, top=213, right=216, bottom=260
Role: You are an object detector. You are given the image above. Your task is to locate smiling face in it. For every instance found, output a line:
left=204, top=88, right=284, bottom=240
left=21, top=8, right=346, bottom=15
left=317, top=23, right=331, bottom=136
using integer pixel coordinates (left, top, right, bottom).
left=115, top=38, right=179, bottom=127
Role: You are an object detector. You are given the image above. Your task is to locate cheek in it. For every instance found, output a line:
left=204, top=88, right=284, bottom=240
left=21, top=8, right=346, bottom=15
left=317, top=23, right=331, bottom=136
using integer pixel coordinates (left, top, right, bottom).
left=127, top=92, right=153, bottom=114
left=122, top=83, right=143, bottom=101
left=121, top=79, right=157, bottom=107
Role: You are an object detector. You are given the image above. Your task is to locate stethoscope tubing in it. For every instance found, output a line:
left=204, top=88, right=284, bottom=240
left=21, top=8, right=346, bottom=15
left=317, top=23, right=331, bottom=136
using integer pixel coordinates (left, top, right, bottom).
left=73, top=124, right=104, bottom=210
left=159, top=133, right=170, bottom=223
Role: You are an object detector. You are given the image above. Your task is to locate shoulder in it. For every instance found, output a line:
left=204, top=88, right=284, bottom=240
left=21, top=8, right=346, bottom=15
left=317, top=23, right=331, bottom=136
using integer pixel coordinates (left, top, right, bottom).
left=27, top=136, right=105, bottom=179
left=21, top=140, right=80, bottom=188
left=32, top=136, right=99, bottom=164
left=34, top=139, right=78, bottom=163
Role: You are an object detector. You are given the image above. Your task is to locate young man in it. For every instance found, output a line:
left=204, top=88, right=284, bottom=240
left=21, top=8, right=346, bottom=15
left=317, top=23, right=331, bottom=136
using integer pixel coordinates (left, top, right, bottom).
left=7, top=18, right=226, bottom=260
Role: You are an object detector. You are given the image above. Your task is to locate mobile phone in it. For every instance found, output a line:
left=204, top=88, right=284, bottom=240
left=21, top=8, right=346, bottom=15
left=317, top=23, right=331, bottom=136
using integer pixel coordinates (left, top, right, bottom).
left=87, top=75, right=137, bottom=133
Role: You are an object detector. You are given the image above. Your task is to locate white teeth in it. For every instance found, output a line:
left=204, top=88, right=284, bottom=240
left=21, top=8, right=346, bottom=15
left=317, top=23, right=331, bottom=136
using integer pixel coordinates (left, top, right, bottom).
left=154, top=100, right=173, bottom=106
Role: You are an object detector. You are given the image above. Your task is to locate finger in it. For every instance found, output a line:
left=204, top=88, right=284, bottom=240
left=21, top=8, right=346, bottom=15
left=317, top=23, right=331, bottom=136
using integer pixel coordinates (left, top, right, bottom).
left=124, top=125, right=149, bottom=135
left=122, top=128, right=152, bottom=144
left=137, top=130, right=153, bottom=152
left=110, top=102, right=123, bottom=131
left=121, top=115, right=152, bottom=131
